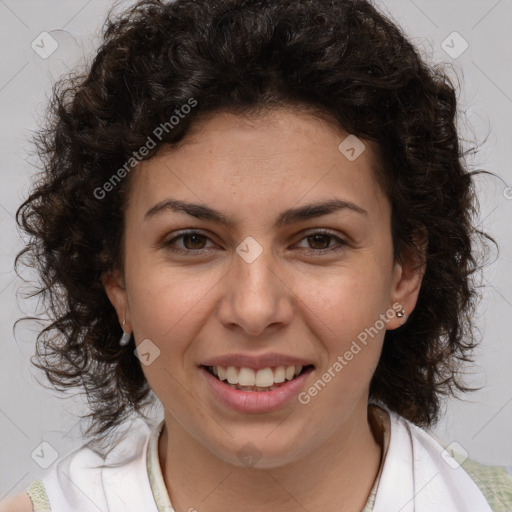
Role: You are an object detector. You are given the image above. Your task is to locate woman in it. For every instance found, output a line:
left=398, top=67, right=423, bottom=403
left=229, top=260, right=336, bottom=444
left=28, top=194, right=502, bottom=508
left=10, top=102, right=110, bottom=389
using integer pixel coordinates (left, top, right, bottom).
left=3, top=0, right=511, bottom=510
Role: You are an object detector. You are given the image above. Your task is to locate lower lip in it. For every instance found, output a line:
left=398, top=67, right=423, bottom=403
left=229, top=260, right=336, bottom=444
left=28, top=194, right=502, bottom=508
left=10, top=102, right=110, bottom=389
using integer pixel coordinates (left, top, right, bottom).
left=200, top=366, right=314, bottom=413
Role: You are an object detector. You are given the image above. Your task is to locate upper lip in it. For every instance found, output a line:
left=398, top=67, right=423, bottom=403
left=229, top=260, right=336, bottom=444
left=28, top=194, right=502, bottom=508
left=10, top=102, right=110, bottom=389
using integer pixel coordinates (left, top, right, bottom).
left=201, top=353, right=314, bottom=371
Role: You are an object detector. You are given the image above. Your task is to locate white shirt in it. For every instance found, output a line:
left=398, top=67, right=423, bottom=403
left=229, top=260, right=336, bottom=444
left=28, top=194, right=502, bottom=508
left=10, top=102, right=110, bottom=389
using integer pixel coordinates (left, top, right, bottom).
left=26, top=405, right=498, bottom=512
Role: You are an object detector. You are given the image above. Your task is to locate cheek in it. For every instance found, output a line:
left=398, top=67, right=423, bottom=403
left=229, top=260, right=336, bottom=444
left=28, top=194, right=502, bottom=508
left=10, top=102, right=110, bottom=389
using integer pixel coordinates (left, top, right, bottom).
left=293, top=263, right=390, bottom=395
left=296, top=262, right=391, bottom=340
left=127, top=262, right=217, bottom=338
left=125, top=267, right=217, bottom=408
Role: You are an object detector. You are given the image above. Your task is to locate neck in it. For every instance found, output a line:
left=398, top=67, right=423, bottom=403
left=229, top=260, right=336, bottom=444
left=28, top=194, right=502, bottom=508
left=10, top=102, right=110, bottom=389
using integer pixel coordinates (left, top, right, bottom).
left=159, top=402, right=383, bottom=512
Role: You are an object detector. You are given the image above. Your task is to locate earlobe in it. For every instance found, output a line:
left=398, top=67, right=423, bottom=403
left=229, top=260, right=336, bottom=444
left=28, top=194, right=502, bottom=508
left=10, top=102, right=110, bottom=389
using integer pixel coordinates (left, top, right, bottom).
left=387, top=239, right=427, bottom=330
left=102, top=270, right=130, bottom=328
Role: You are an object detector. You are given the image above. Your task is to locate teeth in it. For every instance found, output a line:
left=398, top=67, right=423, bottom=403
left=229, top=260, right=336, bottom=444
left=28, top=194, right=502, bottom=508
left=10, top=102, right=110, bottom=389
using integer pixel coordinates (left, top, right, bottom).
left=217, top=366, right=227, bottom=381
left=238, top=367, right=256, bottom=386
left=226, top=366, right=239, bottom=384
left=274, top=366, right=286, bottom=383
left=210, top=364, right=306, bottom=388
left=255, top=368, right=274, bottom=387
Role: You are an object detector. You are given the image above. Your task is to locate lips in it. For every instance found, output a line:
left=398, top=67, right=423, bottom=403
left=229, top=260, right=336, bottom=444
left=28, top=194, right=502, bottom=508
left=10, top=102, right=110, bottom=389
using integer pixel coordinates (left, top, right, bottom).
left=198, top=353, right=315, bottom=412
left=200, top=363, right=315, bottom=412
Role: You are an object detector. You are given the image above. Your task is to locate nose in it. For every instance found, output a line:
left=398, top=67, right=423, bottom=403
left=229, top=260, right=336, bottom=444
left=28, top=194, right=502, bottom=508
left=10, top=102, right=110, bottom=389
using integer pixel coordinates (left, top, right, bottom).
left=217, top=239, right=294, bottom=338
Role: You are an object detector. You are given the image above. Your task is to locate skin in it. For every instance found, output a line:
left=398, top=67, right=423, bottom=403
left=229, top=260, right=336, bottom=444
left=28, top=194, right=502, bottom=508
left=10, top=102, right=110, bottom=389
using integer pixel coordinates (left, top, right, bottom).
left=0, top=493, right=32, bottom=512
left=103, top=108, right=425, bottom=512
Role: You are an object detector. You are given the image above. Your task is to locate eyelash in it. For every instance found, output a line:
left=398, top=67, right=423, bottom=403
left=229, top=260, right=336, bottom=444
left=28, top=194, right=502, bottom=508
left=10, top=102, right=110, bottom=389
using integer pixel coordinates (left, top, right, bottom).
left=163, top=230, right=348, bottom=255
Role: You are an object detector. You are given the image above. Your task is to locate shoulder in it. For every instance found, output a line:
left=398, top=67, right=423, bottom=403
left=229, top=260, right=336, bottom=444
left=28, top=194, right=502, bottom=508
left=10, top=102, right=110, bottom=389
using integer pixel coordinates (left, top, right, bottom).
left=0, top=479, right=50, bottom=512
left=433, top=433, right=512, bottom=511
left=377, top=405, right=512, bottom=511
left=460, top=458, right=512, bottom=512
left=21, top=417, right=155, bottom=512
left=0, top=492, right=33, bottom=512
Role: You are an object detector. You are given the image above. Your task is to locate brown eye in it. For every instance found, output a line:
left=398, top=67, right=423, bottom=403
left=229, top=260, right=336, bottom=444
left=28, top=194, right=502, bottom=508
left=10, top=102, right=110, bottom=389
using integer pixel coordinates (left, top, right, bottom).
left=164, top=231, right=214, bottom=253
left=295, top=231, right=348, bottom=255
left=181, top=233, right=208, bottom=250
left=306, top=234, right=332, bottom=250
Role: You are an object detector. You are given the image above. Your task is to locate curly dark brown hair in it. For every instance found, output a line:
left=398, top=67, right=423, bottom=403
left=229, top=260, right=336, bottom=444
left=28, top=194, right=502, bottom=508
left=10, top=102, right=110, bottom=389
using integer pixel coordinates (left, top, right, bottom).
left=16, top=0, right=495, bottom=440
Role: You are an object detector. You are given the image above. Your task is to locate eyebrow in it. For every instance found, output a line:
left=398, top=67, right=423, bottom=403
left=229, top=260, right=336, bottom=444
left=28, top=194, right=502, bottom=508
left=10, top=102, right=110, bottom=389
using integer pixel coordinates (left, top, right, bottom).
left=144, top=198, right=368, bottom=227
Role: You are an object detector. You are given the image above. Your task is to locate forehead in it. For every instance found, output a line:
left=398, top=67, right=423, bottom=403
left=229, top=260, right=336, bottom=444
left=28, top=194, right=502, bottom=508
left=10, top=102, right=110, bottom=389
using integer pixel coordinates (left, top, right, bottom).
left=127, top=108, right=388, bottom=224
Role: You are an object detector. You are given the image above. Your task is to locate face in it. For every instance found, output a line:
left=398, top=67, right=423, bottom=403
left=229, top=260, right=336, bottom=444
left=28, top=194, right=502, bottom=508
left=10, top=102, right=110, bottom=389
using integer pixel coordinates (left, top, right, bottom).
left=104, top=108, right=423, bottom=469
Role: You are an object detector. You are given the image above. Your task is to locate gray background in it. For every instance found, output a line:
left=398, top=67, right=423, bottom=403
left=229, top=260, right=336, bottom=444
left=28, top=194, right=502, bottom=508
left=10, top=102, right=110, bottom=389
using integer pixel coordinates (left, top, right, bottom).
left=1, top=0, right=511, bottom=499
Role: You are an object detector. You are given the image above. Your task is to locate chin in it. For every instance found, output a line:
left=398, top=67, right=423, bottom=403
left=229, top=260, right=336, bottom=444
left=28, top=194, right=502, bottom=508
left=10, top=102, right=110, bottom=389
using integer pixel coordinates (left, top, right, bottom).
left=208, top=431, right=311, bottom=470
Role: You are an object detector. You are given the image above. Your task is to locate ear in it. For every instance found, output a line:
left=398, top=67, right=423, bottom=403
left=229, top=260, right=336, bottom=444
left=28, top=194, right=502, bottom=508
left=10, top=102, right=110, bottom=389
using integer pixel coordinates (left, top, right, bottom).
left=386, top=232, right=427, bottom=330
left=102, top=269, right=131, bottom=331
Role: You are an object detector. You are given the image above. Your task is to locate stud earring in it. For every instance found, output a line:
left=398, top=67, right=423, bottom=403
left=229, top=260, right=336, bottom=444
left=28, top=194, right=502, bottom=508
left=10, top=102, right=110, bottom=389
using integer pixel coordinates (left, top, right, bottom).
left=119, top=319, right=132, bottom=346
left=396, top=308, right=407, bottom=325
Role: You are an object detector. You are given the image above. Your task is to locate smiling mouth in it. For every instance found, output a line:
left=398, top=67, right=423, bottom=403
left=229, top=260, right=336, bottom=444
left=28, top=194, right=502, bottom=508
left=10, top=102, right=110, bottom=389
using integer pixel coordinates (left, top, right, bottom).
left=202, top=364, right=314, bottom=392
